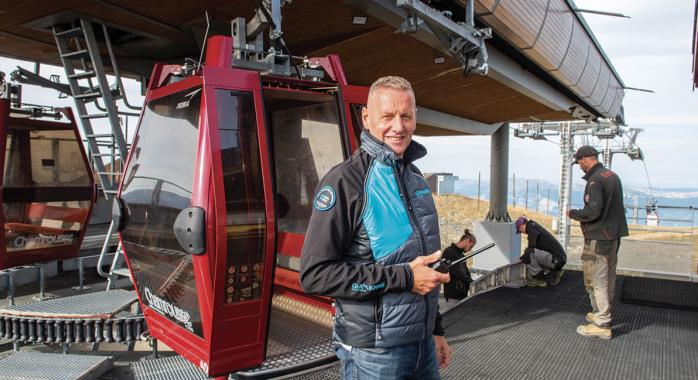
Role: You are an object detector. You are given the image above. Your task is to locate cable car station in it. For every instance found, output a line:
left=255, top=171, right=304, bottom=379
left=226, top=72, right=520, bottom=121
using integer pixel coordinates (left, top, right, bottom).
left=0, top=1, right=696, bottom=379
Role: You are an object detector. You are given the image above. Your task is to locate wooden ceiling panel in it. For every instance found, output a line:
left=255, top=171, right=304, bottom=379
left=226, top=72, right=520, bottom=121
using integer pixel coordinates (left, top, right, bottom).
left=308, top=26, right=556, bottom=124
left=0, top=0, right=582, bottom=130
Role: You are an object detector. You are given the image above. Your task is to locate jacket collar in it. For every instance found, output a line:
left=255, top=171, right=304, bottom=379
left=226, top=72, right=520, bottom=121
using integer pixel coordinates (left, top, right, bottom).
left=582, top=162, right=604, bottom=181
left=360, top=130, right=427, bottom=166
left=450, top=243, right=464, bottom=253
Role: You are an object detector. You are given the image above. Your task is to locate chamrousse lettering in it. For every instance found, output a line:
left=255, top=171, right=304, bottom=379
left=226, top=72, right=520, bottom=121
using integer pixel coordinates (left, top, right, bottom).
left=144, top=286, right=193, bottom=332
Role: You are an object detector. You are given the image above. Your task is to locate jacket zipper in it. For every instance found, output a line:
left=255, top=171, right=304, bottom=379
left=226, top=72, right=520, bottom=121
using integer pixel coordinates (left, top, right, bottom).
left=393, top=162, right=430, bottom=337
left=375, top=297, right=383, bottom=340
left=394, top=164, right=427, bottom=256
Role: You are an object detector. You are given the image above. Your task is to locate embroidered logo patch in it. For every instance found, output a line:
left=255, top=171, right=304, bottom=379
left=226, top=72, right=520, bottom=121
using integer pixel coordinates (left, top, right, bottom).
left=314, top=185, right=336, bottom=211
left=414, top=188, right=431, bottom=198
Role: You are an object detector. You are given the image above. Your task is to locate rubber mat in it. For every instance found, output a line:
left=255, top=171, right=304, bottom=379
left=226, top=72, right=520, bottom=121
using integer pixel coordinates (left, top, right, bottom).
left=292, top=271, right=698, bottom=380
left=620, top=276, right=698, bottom=311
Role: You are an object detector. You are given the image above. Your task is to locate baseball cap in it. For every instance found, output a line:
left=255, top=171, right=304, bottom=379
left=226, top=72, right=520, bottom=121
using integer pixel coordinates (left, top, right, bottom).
left=572, top=145, right=599, bottom=164
left=515, top=216, right=527, bottom=234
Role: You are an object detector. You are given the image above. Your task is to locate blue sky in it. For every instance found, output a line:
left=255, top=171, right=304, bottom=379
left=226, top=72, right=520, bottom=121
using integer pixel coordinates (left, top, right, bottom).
left=1, top=0, right=696, bottom=189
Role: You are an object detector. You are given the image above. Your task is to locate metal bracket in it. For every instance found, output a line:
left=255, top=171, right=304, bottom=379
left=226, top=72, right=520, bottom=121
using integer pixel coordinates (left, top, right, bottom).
left=396, top=0, right=491, bottom=75
left=230, top=3, right=326, bottom=81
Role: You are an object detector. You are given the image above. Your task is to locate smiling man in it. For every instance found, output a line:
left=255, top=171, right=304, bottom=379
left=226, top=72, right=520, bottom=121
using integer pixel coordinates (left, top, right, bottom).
left=300, top=76, right=452, bottom=379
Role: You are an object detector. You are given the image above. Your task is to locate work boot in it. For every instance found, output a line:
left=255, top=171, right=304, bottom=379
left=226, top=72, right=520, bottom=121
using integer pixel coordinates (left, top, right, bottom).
left=576, top=323, right=612, bottom=340
left=525, top=273, right=547, bottom=287
left=548, top=269, right=564, bottom=286
left=585, top=312, right=598, bottom=324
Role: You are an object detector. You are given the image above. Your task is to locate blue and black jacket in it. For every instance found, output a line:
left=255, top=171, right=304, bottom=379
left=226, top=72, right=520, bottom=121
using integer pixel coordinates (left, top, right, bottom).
left=300, top=131, right=443, bottom=348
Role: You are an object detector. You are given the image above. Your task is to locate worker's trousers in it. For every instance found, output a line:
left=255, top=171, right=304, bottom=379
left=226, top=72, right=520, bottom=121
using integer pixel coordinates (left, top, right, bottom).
left=581, top=239, right=620, bottom=328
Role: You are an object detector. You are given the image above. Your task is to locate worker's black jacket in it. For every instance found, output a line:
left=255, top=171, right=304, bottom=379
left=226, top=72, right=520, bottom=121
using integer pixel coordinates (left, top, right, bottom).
left=524, top=220, right=566, bottom=268
left=569, top=163, right=629, bottom=240
left=442, top=243, right=472, bottom=300
left=300, top=131, right=443, bottom=348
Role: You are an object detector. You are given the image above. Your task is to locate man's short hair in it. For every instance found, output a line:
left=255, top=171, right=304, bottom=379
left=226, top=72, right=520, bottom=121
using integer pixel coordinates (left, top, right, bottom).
left=368, top=76, right=414, bottom=99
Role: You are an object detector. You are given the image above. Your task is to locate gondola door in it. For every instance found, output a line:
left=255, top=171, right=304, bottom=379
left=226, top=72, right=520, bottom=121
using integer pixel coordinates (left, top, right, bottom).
left=204, top=63, right=277, bottom=374
left=116, top=74, right=213, bottom=370
left=117, top=36, right=277, bottom=377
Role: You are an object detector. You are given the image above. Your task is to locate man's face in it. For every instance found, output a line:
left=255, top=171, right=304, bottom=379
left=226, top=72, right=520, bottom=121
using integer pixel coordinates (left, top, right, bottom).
left=362, top=87, right=416, bottom=157
left=464, top=239, right=475, bottom=252
left=517, top=223, right=526, bottom=234
left=457, top=238, right=473, bottom=251
left=577, top=156, right=596, bottom=173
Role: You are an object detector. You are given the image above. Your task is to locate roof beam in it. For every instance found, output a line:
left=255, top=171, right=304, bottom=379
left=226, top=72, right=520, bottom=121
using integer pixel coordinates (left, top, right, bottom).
left=417, top=106, right=500, bottom=135
left=486, top=47, right=577, bottom=114
left=345, top=0, right=590, bottom=118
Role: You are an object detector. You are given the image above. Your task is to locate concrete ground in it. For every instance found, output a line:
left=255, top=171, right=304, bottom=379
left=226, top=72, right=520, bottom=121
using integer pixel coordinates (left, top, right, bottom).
left=566, top=236, right=695, bottom=275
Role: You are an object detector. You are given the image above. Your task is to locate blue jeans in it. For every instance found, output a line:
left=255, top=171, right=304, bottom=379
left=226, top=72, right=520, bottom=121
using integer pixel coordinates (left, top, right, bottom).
left=335, top=336, right=440, bottom=380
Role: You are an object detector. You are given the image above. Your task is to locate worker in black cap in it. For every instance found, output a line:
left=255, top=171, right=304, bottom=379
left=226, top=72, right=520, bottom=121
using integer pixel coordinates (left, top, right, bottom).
left=515, top=217, right=566, bottom=287
left=568, top=145, right=628, bottom=340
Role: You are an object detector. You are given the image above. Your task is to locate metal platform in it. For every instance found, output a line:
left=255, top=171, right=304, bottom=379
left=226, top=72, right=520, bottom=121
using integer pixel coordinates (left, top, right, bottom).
left=236, top=309, right=333, bottom=378
left=129, top=305, right=333, bottom=380
left=0, top=289, right=136, bottom=318
left=291, top=271, right=698, bottom=380
left=0, top=351, right=113, bottom=380
left=132, top=355, right=211, bottom=380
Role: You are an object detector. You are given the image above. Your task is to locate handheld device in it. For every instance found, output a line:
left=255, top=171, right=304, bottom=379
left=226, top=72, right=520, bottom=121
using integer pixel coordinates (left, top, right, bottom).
left=430, top=242, right=496, bottom=273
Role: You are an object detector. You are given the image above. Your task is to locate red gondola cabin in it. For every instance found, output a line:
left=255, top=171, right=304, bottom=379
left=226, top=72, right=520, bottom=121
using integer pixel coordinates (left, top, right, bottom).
left=115, top=35, right=368, bottom=376
left=0, top=100, right=95, bottom=270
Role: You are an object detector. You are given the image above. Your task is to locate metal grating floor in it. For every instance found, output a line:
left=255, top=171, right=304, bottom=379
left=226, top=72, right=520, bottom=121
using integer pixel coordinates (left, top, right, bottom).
left=0, top=289, right=137, bottom=318
left=291, top=271, right=698, bottom=380
left=235, top=307, right=334, bottom=377
left=621, top=276, right=698, bottom=311
left=0, top=351, right=112, bottom=380
left=131, top=355, right=210, bottom=380
left=129, top=308, right=333, bottom=379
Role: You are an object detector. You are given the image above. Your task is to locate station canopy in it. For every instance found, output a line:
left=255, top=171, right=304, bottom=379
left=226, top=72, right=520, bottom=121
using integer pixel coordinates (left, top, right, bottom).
left=0, top=0, right=625, bottom=135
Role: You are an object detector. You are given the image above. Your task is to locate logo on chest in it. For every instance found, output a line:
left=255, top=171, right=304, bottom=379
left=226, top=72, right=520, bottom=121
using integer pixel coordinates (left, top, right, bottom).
left=414, top=188, right=431, bottom=198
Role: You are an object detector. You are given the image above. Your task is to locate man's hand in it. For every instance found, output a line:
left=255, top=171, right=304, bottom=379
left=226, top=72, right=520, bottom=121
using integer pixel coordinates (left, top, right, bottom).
left=520, top=247, right=533, bottom=264
left=409, top=251, right=450, bottom=295
left=434, top=335, right=452, bottom=368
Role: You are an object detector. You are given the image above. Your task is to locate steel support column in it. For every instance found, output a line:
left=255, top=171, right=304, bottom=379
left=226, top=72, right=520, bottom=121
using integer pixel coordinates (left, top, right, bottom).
left=486, top=123, right=511, bottom=221
left=558, top=122, right=574, bottom=249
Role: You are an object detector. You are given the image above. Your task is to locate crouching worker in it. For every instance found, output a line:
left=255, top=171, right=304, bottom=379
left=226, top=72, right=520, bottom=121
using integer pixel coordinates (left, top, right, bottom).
left=300, top=76, right=452, bottom=379
left=515, top=217, right=566, bottom=287
left=442, top=229, right=476, bottom=311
